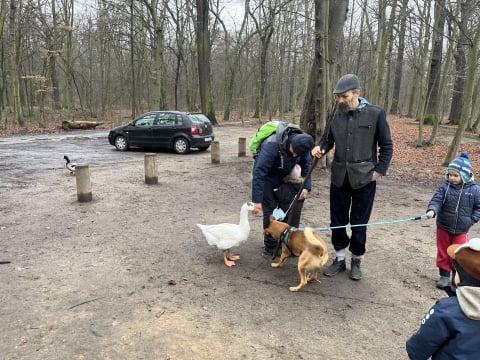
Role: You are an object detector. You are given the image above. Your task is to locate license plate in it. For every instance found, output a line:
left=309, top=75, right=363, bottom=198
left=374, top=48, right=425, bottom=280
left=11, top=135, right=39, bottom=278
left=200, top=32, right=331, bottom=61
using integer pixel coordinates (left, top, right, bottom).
left=204, top=137, right=212, bottom=142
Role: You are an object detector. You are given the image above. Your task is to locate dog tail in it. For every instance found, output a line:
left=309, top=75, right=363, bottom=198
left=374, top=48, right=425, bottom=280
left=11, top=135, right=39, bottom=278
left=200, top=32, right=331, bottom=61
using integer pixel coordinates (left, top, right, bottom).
left=304, top=227, right=328, bottom=261
left=304, top=227, right=320, bottom=245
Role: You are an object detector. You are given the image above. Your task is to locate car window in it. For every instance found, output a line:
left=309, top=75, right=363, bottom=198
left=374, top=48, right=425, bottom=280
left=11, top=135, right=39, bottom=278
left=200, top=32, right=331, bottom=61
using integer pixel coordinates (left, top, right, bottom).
left=175, top=114, right=183, bottom=125
left=135, top=114, right=156, bottom=126
left=188, top=114, right=210, bottom=125
left=156, top=113, right=177, bottom=126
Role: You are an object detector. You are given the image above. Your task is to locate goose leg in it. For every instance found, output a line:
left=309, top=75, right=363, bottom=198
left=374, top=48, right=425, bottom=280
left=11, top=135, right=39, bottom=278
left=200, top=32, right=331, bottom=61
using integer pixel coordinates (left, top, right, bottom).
left=227, top=250, right=240, bottom=261
left=223, top=250, right=236, bottom=267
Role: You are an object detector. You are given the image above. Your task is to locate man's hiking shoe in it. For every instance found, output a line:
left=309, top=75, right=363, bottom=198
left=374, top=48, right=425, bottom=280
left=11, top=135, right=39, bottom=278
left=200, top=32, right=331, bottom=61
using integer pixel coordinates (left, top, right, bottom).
left=350, top=258, right=362, bottom=280
left=323, top=258, right=346, bottom=276
left=436, top=276, right=450, bottom=289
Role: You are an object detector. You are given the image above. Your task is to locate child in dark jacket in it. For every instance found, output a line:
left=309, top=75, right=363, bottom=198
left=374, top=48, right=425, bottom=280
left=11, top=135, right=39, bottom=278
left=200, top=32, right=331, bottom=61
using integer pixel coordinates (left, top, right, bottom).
left=406, top=238, right=480, bottom=360
left=273, top=164, right=304, bottom=227
left=426, top=151, right=480, bottom=289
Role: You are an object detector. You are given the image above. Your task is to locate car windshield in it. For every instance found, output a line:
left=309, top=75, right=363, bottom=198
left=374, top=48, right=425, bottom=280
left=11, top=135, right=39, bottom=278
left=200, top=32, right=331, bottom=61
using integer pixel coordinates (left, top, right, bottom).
left=188, top=114, right=211, bottom=125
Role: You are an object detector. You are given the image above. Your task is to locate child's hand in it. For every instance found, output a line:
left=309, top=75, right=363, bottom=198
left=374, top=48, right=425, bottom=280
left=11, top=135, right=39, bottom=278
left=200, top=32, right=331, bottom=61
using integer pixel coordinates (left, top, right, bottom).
left=252, top=203, right=261, bottom=214
left=426, top=210, right=435, bottom=219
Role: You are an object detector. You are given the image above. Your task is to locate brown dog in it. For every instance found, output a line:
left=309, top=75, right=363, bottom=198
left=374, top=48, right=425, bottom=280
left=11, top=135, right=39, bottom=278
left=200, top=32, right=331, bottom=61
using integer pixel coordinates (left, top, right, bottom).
left=264, top=216, right=329, bottom=292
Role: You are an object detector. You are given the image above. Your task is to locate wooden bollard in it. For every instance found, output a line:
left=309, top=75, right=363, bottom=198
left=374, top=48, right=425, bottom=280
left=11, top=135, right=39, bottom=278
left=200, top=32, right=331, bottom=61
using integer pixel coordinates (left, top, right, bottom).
left=211, top=141, right=220, bottom=164
left=75, top=164, right=92, bottom=202
left=144, top=153, right=158, bottom=184
left=238, top=137, right=246, bottom=157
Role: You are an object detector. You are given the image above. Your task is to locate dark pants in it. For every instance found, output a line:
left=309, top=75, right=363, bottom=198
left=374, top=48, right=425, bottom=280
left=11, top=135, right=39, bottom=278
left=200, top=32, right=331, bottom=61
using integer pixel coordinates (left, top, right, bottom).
left=330, top=177, right=376, bottom=256
left=262, top=185, right=304, bottom=253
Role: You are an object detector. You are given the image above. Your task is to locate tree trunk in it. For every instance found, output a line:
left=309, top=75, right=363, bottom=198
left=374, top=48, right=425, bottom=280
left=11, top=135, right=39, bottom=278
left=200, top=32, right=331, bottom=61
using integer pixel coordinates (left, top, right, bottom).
left=457, top=11, right=480, bottom=130
left=251, top=3, right=276, bottom=119
left=300, top=0, right=348, bottom=144
left=425, top=0, right=446, bottom=118
left=63, top=0, right=74, bottom=116
left=429, top=9, right=458, bottom=145
left=448, top=0, right=469, bottom=125
left=9, top=0, right=23, bottom=126
left=129, top=0, right=137, bottom=118
left=143, top=0, right=166, bottom=110
left=49, top=0, right=60, bottom=109
left=415, top=0, right=432, bottom=147
left=195, top=0, right=216, bottom=124
left=390, top=0, right=408, bottom=115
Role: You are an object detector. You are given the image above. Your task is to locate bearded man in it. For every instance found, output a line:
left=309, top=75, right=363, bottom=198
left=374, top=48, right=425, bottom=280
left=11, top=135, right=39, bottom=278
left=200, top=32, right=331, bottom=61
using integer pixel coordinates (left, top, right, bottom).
left=311, top=74, right=393, bottom=280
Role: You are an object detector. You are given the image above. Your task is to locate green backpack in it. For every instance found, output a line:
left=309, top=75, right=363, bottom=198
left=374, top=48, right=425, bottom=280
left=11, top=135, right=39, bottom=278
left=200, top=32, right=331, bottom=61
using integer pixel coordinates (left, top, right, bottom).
left=249, top=121, right=303, bottom=157
left=248, top=121, right=279, bottom=156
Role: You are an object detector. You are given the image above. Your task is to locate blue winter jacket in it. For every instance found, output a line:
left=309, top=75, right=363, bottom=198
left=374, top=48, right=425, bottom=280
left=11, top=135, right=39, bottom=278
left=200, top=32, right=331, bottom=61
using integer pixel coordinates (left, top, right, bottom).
left=406, top=286, right=480, bottom=359
left=427, top=179, right=480, bottom=234
left=251, top=138, right=312, bottom=204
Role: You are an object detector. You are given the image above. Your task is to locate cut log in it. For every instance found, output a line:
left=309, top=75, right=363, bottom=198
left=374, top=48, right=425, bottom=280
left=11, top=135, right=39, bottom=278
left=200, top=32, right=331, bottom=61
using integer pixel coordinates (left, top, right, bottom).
left=62, top=120, right=103, bottom=130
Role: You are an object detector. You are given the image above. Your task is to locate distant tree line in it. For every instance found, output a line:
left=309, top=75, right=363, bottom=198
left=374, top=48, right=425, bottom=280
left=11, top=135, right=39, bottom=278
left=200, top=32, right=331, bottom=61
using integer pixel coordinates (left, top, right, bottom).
left=1, top=0, right=479, bottom=162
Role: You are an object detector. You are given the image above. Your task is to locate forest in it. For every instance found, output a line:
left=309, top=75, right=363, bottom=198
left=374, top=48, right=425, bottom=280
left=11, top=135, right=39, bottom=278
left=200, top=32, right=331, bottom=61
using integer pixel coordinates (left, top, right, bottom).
left=1, top=0, right=480, bottom=163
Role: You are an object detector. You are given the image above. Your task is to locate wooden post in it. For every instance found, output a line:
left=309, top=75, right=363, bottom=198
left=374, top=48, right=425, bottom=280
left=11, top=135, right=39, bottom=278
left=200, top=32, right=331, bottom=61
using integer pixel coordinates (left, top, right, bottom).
left=211, top=141, right=220, bottom=164
left=75, top=164, right=92, bottom=202
left=238, top=137, right=246, bottom=157
left=144, top=153, right=158, bottom=184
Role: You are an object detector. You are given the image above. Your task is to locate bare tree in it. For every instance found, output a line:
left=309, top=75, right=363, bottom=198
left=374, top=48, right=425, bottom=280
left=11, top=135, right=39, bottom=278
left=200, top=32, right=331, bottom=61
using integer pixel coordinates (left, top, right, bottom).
left=209, top=0, right=255, bottom=121
left=448, top=0, right=470, bottom=125
left=443, top=8, right=480, bottom=164
left=195, top=0, right=216, bottom=124
left=248, top=0, right=277, bottom=118
left=140, top=0, right=167, bottom=109
left=390, top=0, right=409, bottom=115
left=425, top=0, right=446, bottom=121
left=8, top=0, right=23, bottom=126
left=300, top=0, right=348, bottom=142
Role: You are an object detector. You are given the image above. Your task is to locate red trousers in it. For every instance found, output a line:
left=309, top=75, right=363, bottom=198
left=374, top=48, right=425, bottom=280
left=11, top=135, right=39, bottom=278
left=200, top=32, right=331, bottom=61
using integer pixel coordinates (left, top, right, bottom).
left=436, top=227, right=468, bottom=272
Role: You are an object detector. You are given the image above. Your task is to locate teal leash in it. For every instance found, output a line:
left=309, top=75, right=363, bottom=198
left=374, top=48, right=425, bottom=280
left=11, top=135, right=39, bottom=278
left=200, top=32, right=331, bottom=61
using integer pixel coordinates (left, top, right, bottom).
left=298, top=214, right=429, bottom=231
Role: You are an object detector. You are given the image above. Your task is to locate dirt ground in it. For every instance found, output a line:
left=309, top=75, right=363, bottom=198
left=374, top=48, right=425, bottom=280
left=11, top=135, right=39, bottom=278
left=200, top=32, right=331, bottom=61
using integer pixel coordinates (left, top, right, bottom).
left=0, top=124, right=471, bottom=359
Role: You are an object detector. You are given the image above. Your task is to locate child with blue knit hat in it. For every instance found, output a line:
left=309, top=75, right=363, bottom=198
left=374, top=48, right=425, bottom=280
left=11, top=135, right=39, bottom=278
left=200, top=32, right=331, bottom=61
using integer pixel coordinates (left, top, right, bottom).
left=426, top=151, right=480, bottom=289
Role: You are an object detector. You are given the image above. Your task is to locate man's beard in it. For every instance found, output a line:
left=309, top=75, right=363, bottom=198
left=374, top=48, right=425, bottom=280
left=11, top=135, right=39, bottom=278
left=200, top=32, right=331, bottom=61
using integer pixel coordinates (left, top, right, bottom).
left=339, top=96, right=358, bottom=113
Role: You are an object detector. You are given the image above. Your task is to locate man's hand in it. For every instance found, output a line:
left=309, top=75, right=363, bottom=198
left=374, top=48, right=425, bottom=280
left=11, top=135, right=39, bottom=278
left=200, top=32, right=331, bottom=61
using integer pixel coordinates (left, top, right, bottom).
left=426, top=210, right=435, bottom=219
left=311, top=146, right=324, bottom=158
left=371, top=171, right=382, bottom=181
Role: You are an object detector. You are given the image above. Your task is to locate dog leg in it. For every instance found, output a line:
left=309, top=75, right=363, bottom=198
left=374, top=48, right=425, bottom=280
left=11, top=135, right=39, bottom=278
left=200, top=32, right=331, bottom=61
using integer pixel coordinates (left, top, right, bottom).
left=271, top=244, right=290, bottom=268
left=289, top=259, right=309, bottom=292
left=307, top=268, right=320, bottom=283
left=290, top=270, right=308, bottom=292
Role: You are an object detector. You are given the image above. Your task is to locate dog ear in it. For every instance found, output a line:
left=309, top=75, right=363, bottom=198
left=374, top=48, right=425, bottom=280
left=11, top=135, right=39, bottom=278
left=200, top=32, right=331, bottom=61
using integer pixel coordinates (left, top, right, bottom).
left=269, top=215, right=276, bottom=222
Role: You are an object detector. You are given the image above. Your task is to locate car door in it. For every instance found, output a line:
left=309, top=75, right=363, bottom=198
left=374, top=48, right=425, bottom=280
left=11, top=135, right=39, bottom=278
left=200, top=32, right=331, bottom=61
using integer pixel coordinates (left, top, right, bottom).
left=129, top=113, right=157, bottom=146
left=152, top=112, right=180, bottom=146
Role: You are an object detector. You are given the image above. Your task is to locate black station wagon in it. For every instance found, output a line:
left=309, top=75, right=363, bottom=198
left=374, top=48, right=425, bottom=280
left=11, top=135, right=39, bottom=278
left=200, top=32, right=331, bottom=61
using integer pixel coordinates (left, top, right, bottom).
left=108, top=111, right=215, bottom=154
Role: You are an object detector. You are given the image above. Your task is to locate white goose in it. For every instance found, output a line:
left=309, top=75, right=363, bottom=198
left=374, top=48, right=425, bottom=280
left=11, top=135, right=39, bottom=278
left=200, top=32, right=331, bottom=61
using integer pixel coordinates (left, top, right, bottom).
left=197, top=202, right=258, bottom=266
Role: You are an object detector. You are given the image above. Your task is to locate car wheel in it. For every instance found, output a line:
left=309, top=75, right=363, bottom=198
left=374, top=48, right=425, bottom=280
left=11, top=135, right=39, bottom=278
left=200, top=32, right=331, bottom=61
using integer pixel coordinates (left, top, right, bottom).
left=198, top=146, right=210, bottom=151
left=114, top=135, right=129, bottom=151
left=173, top=137, right=190, bottom=154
